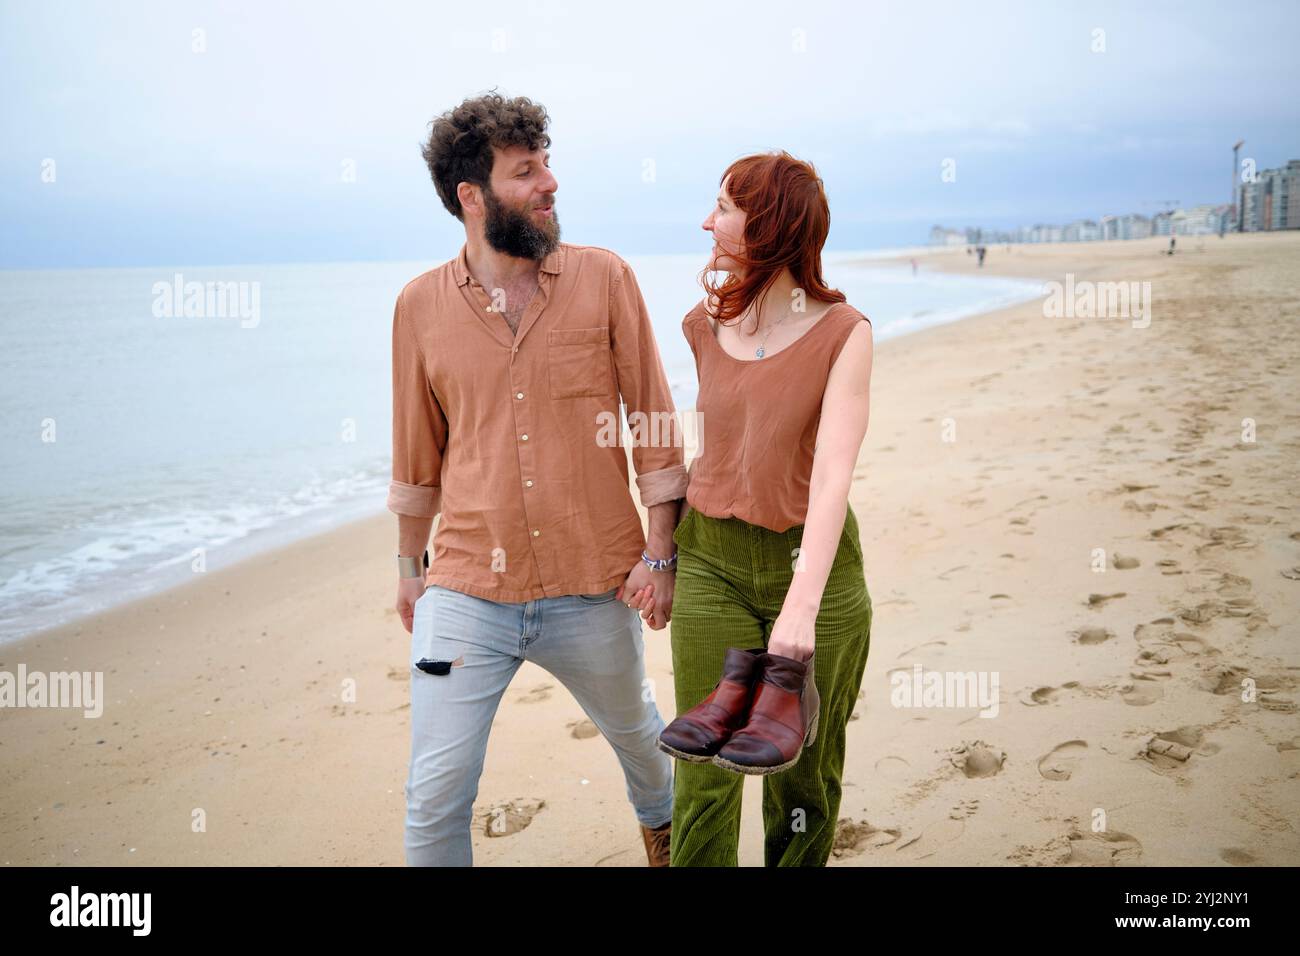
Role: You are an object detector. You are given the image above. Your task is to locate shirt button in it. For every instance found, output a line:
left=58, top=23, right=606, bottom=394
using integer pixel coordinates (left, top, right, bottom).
left=516, top=391, right=524, bottom=399
left=532, top=529, right=540, bottom=537
left=521, top=434, right=529, bottom=441
left=525, top=480, right=534, bottom=487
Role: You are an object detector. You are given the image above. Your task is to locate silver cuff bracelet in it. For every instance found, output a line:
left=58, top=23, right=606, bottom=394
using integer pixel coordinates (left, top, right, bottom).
left=398, top=550, right=429, bottom=579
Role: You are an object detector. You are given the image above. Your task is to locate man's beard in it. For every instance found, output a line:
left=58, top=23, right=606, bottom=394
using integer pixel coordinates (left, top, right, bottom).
left=483, top=188, right=561, bottom=260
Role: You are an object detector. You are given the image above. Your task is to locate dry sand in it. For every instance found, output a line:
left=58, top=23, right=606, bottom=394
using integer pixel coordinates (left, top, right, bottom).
left=3, top=231, right=1297, bottom=866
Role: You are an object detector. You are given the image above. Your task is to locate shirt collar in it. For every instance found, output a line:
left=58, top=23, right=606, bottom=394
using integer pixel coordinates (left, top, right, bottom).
left=452, top=242, right=565, bottom=286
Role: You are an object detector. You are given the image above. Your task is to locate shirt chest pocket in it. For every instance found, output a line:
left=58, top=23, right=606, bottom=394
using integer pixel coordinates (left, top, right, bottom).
left=547, top=327, right=615, bottom=399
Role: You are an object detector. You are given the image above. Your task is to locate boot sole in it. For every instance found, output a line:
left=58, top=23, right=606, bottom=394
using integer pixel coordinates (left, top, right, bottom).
left=710, top=712, right=820, bottom=775
left=656, top=737, right=718, bottom=763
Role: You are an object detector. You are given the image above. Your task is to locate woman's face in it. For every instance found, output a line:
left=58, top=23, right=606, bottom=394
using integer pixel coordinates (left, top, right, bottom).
left=702, top=176, right=746, bottom=274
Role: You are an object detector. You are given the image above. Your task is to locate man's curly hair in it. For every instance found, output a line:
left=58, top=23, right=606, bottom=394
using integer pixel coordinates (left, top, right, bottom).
left=421, top=92, right=552, bottom=221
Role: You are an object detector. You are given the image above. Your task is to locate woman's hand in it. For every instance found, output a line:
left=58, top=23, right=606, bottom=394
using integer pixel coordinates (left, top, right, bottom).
left=766, top=605, right=816, bottom=662
left=623, top=573, right=675, bottom=630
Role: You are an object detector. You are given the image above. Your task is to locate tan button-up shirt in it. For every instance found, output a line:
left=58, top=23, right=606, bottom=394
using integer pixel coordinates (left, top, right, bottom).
left=387, top=242, right=688, bottom=602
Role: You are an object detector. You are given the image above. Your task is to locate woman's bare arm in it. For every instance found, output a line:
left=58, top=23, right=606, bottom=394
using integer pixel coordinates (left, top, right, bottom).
left=782, top=320, right=874, bottom=614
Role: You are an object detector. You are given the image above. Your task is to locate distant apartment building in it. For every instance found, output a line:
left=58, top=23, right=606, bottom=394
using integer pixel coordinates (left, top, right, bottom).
left=1062, top=219, right=1100, bottom=241
left=1117, top=214, right=1151, bottom=240
left=931, top=198, right=1240, bottom=246
left=928, top=225, right=967, bottom=246
left=1207, top=204, right=1235, bottom=234
left=1238, top=159, right=1299, bottom=231
left=1172, top=204, right=1233, bottom=235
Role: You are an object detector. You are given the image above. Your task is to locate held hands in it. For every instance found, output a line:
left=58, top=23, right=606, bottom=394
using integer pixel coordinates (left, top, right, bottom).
left=616, top=561, right=675, bottom=630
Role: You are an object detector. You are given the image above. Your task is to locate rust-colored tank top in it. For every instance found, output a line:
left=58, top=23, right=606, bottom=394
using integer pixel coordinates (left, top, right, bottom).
left=681, top=298, right=871, bottom=532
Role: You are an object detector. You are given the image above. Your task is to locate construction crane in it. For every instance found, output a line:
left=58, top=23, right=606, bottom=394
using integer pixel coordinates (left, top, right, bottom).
left=1232, top=139, right=1245, bottom=232
left=1140, top=199, right=1181, bottom=214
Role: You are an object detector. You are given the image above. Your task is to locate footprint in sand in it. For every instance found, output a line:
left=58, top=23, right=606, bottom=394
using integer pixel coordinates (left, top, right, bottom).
left=897, top=639, right=947, bottom=658
left=1020, top=682, right=1082, bottom=706
left=1177, top=601, right=1226, bottom=625
left=516, top=683, right=553, bottom=704
left=1197, top=663, right=1255, bottom=697
left=1198, top=473, right=1234, bottom=488
left=1038, top=740, right=1089, bottom=781
left=1198, top=665, right=1296, bottom=711
left=948, top=740, right=1005, bottom=778
left=1197, top=525, right=1253, bottom=556
left=1116, top=482, right=1158, bottom=494
left=1019, top=681, right=1110, bottom=706
left=849, top=688, right=866, bottom=722
left=1118, top=681, right=1164, bottom=706
left=568, top=718, right=600, bottom=739
left=1072, top=626, right=1114, bottom=645
left=387, top=666, right=410, bottom=682
left=1141, top=725, right=1218, bottom=772
left=1112, top=553, right=1141, bottom=570
left=1148, top=521, right=1191, bottom=542
left=1126, top=625, right=1179, bottom=682
left=895, top=817, right=968, bottom=859
left=1086, top=592, right=1127, bottom=608
left=1133, top=618, right=1220, bottom=663
left=1220, top=848, right=1257, bottom=865
left=1066, top=825, right=1144, bottom=866
left=832, top=819, right=902, bottom=859
left=477, top=797, right=546, bottom=837
left=874, top=754, right=912, bottom=778
left=1156, top=558, right=1183, bottom=576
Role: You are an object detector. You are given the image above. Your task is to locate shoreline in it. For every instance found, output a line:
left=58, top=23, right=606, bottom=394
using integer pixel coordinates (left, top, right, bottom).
left=3, top=231, right=1297, bottom=866
left=2, top=259, right=1042, bottom=650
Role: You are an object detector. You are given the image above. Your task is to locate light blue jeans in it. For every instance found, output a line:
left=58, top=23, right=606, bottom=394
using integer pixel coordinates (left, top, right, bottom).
left=404, top=583, right=675, bottom=866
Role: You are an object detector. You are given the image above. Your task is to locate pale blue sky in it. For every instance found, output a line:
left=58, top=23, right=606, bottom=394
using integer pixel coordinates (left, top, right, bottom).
left=2, top=0, right=1297, bottom=267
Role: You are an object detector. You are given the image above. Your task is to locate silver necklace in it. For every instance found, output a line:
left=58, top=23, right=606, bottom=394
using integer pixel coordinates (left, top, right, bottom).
left=751, top=304, right=796, bottom=358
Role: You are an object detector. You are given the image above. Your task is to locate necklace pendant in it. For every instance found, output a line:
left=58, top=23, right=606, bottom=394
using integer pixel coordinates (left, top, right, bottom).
left=755, top=346, right=765, bottom=358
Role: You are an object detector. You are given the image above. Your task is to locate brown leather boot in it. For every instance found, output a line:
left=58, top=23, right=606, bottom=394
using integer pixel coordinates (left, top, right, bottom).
left=640, top=819, right=671, bottom=866
left=657, top=646, right=766, bottom=761
left=712, top=650, right=819, bottom=775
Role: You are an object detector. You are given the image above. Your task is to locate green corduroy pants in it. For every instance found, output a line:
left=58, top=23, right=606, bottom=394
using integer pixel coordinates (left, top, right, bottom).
left=667, top=504, right=873, bottom=867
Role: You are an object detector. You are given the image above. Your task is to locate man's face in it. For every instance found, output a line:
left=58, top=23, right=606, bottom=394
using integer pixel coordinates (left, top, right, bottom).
left=482, top=144, right=560, bottom=260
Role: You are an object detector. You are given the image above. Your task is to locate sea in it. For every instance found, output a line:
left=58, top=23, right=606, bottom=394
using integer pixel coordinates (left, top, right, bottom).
left=0, top=248, right=1043, bottom=643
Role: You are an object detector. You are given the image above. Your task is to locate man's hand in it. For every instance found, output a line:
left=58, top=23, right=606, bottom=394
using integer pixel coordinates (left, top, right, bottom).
left=618, top=562, right=675, bottom=630
left=616, top=561, right=655, bottom=609
left=396, top=576, right=427, bottom=633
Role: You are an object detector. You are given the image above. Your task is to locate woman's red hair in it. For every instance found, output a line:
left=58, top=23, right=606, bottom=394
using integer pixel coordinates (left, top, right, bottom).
left=701, top=150, right=845, bottom=325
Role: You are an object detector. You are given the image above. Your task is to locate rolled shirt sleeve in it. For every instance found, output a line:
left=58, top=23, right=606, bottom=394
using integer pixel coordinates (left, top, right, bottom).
left=608, top=258, right=688, bottom=508
left=387, top=293, right=447, bottom=518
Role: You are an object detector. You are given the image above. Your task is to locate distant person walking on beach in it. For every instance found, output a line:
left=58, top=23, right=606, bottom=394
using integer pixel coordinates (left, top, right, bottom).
left=389, top=92, right=686, bottom=866
left=635, top=151, right=875, bottom=866
left=976, top=244, right=987, bottom=267
left=1169, top=235, right=1177, bottom=255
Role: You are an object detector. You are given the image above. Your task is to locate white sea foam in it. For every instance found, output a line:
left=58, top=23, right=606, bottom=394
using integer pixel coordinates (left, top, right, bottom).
left=0, top=251, right=1041, bottom=644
